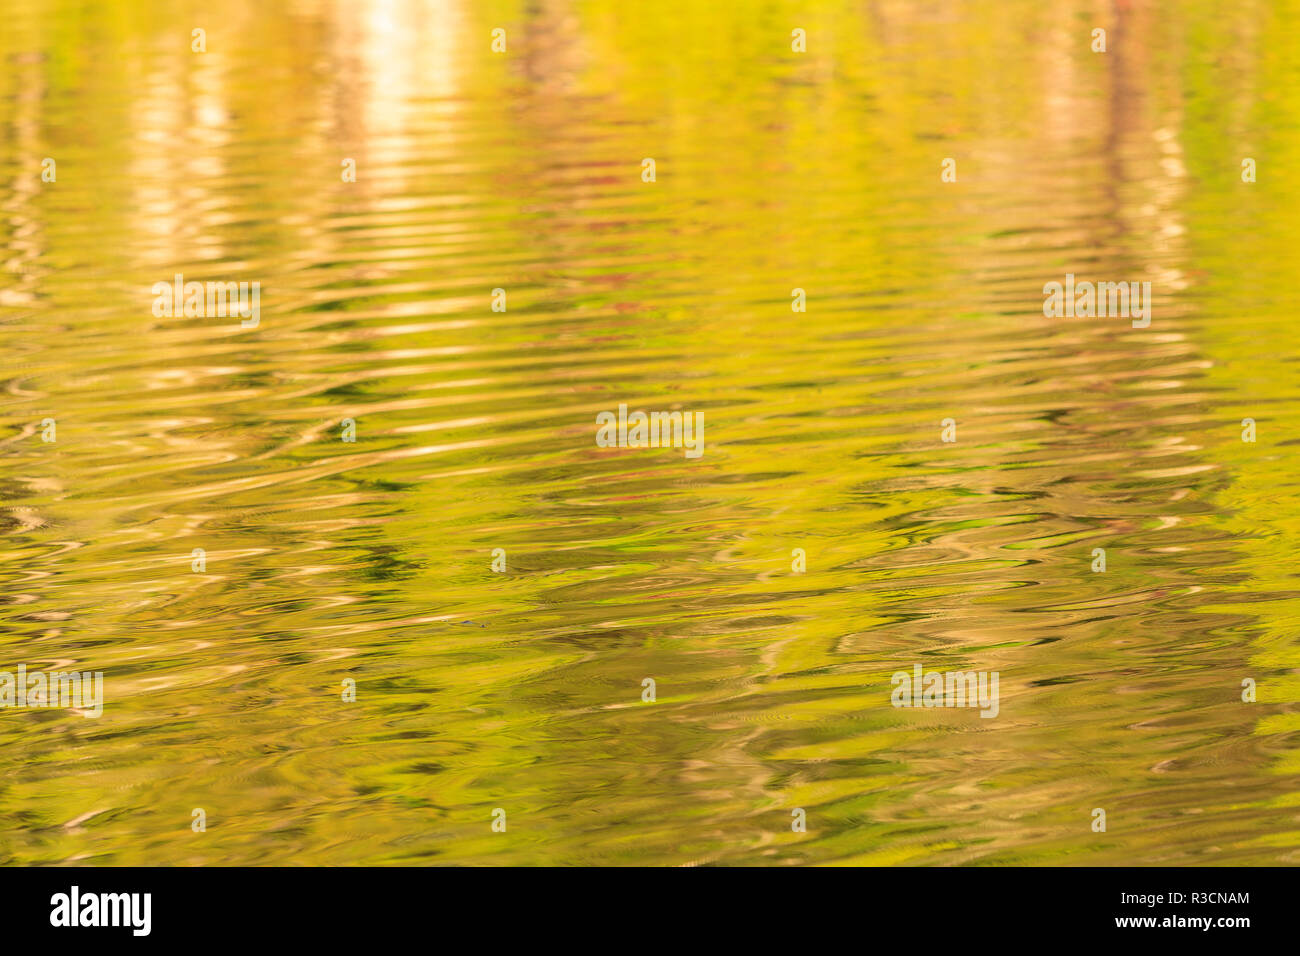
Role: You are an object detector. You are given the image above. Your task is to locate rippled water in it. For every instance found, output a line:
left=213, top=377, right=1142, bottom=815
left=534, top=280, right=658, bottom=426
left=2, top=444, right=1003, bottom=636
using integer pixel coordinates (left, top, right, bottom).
left=2, top=0, right=1298, bottom=866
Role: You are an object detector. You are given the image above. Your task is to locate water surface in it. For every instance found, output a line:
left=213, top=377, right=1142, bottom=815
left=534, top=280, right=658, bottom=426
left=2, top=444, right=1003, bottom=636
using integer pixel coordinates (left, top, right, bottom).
left=1, top=0, right=1298, bottom=865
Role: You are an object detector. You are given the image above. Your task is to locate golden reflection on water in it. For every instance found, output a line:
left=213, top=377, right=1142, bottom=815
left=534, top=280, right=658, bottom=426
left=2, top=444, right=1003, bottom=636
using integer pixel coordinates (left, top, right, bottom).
left=1, top=0, right=1298, bottom=865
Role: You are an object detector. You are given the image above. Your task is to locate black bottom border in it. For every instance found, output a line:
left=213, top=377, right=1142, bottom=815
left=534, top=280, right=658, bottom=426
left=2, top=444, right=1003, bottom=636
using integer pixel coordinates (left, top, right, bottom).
left=0, top=865, right=1277, bottom=943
